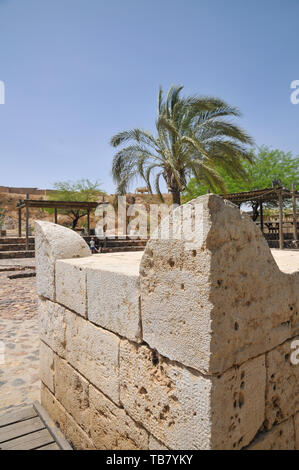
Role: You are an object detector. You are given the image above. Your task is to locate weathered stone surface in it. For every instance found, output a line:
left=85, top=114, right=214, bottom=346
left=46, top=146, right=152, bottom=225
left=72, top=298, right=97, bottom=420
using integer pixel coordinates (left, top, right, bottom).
left=140, top=195, right=299, bottom=375
left=246, top=419, right=295, bottom=450
left=56, top=258, right=94, bottom=317
left=265, top=337, right=299, bottom=428
left=38, top=298, right=67, bottom=358
left=41, top=384, right=94, bottom=450
left=87, top=252, right=142, bottom=341
left=210, top=354, right=266, bottom=450
left=41, top=382, right=66, bottom=429
left=39, top=297, right=120, bottom=404
left=120, top=340, right=266, bottom=449
left=120, top=340, right=211, bottom=450
left=40, top=341, right=54, bottom=393
left=65, top=311, right=120, bottom=404
left=35, top=220, right=90, bottom=301
left=149, top=435, right=169, bottom=450
left=54, top=356, right=90, bottom=433
left=89, top=385, right=148, bottom=449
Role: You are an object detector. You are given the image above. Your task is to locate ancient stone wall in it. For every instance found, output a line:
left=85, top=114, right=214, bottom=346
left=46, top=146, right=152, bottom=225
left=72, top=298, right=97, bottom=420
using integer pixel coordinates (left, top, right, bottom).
left=36, top=195, right=299, bottom=450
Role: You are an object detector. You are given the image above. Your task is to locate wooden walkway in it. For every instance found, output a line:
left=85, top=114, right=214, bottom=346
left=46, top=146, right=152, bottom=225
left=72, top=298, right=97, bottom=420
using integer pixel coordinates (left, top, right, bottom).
left=0, top=401, right=72, bottom=450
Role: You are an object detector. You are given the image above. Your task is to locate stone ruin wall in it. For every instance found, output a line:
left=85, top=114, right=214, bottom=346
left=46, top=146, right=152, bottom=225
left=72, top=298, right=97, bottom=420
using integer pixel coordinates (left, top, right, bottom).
left=36, top=194, right=299, bottom=450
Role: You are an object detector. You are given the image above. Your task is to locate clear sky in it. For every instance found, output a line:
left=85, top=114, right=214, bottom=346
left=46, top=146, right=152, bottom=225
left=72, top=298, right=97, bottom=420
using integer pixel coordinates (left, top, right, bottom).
left=0, top=0, right=298, bottom=193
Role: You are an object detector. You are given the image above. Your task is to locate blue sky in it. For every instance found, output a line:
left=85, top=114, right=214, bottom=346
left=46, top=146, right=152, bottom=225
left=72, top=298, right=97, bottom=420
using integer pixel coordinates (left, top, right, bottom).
left=0, top=0, right=298, bottom=193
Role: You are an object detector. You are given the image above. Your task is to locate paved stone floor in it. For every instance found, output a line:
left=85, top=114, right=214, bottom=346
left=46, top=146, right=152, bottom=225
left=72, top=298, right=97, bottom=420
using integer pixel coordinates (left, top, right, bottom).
left=0, top=260, right=39, bottom=413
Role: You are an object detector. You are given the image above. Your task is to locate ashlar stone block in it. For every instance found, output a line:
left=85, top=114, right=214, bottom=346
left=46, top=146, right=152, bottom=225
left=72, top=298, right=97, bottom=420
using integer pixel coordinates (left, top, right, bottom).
left=89, top=384, right=148, bottom=449
left=35, top=220, right=90, bottom=301
left=65, top=311, right=120, bottom=404
left=54, top=356, right=90, bottom=433
left=120, top=340, right=266, bottom=450
left=265, top=337, right=299, bottom=428
left=40, top=341, right=54, bottom=393
left=87, top=252, right=142, bottom=342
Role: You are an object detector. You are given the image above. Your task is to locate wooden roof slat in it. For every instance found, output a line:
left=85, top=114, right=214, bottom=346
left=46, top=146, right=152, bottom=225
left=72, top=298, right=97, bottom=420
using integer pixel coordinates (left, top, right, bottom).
left=16, top=199, right=103, bottom=210
left=222, top=187, right=299, bottom=204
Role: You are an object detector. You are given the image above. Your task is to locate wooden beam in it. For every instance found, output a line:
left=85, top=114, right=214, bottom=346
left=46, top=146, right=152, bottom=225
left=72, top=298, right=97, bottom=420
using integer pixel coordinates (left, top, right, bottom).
left=54, top=208, right=58, bottom=224
left=33, top=401, right=72, bottom=450
left=278, top=191, right=284, bottom=249
left=25, top=194, right=29, bottom=251
left=18, top=200, right=100, bottom=210
left=18, top=208, right=22, bottom=237
left=87, top=209, right=90, bottom=236
left=292, top=183, right=298, bottom=242
left=259, top=201, right=264, bottom=234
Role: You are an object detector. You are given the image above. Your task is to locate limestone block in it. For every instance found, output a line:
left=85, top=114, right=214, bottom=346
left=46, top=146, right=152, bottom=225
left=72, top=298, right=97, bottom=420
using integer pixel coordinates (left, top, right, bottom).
left=35, top=220, right=90, bottom=301
left=65, top=311, right=120, bottom=404
left=40, top=341, right=54, bottom=393
left=38, top=298, right=67, bottom=358
left=64, top=412, right=95, bottom=450
left=56, top=258, right=94, bottom=317
left=140, top=194, right=298, bottom=375
left=120, top=340, right=266, bottom=449
left=149, top=435, right=169, bottom=450
left=265, top=337, right=299, bottom=428
left=211, top=354, right=266, bottom=450
left=54, top=356, right=90, bottom=433
left=87, top=252, right=142, bottom=341
left=89, top=385, right=149, bottom=450
left=120, top=340, right=211, bottom=450
left=41, top=382, right=66, bottom=430
left=246, top=419, right=295, bottom=450
left=41, top=384, right=94, bottom=450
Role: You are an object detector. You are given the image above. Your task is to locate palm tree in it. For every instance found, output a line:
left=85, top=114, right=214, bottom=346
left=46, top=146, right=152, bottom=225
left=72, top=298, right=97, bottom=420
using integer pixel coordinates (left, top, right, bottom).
left=111, top=85, right=254, bottom=205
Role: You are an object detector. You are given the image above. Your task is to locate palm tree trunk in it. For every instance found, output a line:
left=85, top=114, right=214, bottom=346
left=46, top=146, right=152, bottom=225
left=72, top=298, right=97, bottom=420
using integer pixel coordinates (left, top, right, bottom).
left=171, top=187, right=181, bottom=205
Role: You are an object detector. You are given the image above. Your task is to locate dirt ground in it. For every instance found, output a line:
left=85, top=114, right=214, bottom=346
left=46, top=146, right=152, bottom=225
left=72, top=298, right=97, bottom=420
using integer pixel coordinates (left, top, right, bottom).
left=0, top=250, right=298, bottom=414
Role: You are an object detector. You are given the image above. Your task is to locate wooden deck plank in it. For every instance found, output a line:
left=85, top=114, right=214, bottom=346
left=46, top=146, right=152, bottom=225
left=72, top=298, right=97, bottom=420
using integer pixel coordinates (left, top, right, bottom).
left=0, top=403, right=73, bottom=450
left=0, top=428, right=55, bottom=450
left=36, top=442, right=60, bottom=450
left=0, top=405, right=37, bottom=428
left=0, top=416, right=45, bottom=443
left=33, top=401, right=72, bottom=450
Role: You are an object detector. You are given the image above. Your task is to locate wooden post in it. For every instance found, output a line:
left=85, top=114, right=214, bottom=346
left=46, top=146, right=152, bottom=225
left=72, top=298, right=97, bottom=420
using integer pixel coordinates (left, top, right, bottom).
left=259, top=200, right=264, bottom=234
left=278, top=190, right=284, bottom=250
left=18, top=207, right=22, bottom=237
left=292, top=183, right=298, bottom=242
left=54, top=208, right=58, bottom=224
left=25, top=194, right=29, bottom=251
left=87, top=209, right=90, bottom=236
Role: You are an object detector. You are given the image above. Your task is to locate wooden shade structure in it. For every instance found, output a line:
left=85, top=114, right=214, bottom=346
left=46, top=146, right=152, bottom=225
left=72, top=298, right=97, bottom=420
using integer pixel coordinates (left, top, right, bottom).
left=223, top=186, right=299, bottom=249
left=16, top=198, right=102, bottom=249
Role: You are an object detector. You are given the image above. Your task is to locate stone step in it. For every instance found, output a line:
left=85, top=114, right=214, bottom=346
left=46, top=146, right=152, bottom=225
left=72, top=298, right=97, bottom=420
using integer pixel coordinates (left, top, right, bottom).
left=99, top=240, right=147, bottom=247
left=0, top=237, right=35, bottom=245
left=0, top=244, right=35, bottom=252
left=0, top=250, right=35, bottom=259
left=84, top=236, right=148, bottom=243
left=101, top=246, right=145, bottom=253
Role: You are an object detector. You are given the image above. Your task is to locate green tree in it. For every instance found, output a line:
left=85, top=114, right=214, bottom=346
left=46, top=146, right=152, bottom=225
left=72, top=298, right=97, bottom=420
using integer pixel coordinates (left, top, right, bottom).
left=110, top=85, right=253, bottom=205
left=48, top=179, right=105, bottom=229
left=183, top=146, right=299, bottom=201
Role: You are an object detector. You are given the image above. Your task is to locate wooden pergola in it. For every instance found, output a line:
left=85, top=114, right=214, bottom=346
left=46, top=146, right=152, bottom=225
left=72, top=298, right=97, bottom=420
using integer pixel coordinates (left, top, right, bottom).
left=223, top=185, right=299, bottom=249
left=16, top=198, right=101, bottom=250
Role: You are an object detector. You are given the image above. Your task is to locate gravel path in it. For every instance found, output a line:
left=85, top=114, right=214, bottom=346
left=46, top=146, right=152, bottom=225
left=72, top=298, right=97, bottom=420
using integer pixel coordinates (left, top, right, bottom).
left=0, top=264, right=39, bottom=413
